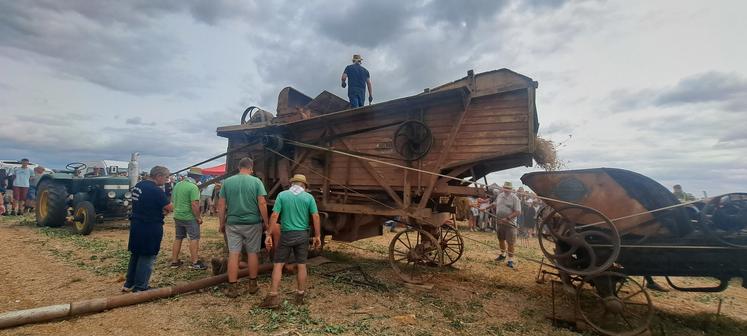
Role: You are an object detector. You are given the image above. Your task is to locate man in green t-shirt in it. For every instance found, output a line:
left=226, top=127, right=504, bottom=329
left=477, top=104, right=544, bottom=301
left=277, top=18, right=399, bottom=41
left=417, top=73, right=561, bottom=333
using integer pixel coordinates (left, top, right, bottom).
left=217, top=158, right=269, bottom=298
left=169, top=171, right=206, bottom=270
left=260, top=174, right=320, bottom=309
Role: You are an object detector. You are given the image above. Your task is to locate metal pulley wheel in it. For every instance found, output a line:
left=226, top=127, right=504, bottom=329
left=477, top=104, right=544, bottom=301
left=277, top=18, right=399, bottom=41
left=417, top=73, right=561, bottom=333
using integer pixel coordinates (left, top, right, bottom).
left=393, top=120, right=433, bottom=161
left=537, top=205, right=621, bottom=276
left=700, top=193, right=747, bottom=247
left=577, top=272, right=653, bottom=336
left=241, top=106, right=273, bottom=124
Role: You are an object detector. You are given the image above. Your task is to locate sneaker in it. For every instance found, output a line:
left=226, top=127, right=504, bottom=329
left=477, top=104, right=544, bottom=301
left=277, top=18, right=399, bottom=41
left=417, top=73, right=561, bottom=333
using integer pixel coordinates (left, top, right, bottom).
left=246, top=278, right=259, bottom=295
left=258, top=294, right=281, bottom=309
left=169, top=260, right=183, bottom=269
left=495, top=254, right=506, bottom=262
left=121, top=286, right=133, bottom=293
left=507, top=261, right=515, bottom=269
left=294, top=292, right=305, bottom=305
left=189, top=260, right=208, bottom=270
left=223, top=282, right=241, bottom=298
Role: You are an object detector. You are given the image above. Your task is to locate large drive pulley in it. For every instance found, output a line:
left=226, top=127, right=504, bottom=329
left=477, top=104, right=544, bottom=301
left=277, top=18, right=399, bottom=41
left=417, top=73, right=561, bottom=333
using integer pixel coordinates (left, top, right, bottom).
left=393, top=121, right=433, bottom=161
left=537, top=205, right=621, bottom=276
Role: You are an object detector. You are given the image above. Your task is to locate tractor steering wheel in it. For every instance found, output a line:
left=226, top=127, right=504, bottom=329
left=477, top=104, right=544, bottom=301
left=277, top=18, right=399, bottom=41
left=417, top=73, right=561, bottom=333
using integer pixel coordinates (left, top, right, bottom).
left=66, top=162, right=87, bottom=172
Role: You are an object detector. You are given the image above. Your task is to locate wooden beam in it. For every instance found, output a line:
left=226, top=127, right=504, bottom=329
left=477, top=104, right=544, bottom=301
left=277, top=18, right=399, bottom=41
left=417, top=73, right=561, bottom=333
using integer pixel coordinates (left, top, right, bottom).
left=267, top=148, right=311, bottom=196
left=329, top=126, right=404, bottom=208
left=418, top=93, right=471, bottom=208
left=320, top=203, right=430, bottom=218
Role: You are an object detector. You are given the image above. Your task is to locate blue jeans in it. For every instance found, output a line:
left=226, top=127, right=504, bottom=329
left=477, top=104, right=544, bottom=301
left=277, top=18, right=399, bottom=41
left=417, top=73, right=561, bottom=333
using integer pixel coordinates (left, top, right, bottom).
left=124, top=253, right=157, bottom=292
left=349, top=91, right=365, bottom=108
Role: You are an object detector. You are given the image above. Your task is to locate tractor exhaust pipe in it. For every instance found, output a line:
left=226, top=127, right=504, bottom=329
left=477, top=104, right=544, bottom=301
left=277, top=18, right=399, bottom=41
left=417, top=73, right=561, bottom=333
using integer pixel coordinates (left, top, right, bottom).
left=128, top=152, right=140, bottom=189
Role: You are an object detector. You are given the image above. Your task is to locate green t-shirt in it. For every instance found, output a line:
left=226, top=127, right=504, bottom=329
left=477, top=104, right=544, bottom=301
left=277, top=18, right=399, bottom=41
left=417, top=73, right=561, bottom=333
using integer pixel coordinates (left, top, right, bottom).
left=172, top=180, right=200, bottom=221
left=272, top=189, right=318, bottom=231
left=219, top=174, right=267, bottom=225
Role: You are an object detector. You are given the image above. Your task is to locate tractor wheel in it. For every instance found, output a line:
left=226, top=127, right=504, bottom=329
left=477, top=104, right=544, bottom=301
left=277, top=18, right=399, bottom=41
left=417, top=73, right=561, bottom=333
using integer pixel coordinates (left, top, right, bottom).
left=72, top=201, right=96, bottom=235
left=36, top=180, right=68, bottom=227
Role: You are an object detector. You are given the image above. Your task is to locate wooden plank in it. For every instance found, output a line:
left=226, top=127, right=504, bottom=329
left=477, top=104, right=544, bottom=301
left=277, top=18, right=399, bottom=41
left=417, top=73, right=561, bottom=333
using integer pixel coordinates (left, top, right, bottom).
left=453, top=137, right=528, bottom=146
left=454, top=130, right=528, bottom=138
left=330, top=126, right=404, bottom=208
left=320, top=203, right=431, bottom=218
left=418, top=93, right=471, bottom=209
left=267, top=148, right=312, bottom=196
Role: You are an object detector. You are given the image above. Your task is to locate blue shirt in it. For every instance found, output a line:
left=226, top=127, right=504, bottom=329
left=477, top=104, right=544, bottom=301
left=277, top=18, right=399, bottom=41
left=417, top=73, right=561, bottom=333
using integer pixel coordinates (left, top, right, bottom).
left=12, top=167, right=34, bottom=188
left=344, top=63, right=370, bottom=93
left=129, top=180, right=169, bottom=255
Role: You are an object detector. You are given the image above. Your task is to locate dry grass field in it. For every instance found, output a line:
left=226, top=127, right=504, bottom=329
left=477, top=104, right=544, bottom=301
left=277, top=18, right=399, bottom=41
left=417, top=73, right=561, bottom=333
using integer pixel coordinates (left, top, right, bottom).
left=1, top=214, right=746, bottom=335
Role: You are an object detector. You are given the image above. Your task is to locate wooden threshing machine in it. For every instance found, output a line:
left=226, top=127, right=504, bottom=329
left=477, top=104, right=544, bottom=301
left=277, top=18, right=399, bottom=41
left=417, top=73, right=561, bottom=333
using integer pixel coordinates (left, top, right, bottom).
left=216, top=68, right=540, bottom=283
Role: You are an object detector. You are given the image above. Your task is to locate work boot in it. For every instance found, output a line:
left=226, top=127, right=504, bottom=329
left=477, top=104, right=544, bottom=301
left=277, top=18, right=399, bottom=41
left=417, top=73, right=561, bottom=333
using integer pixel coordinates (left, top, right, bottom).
left=222, top=282, right=241, bottom=298
left=294, top=292, right=305, bottom=306
left=246, top=278, right=259, bottom=295
left=259, top=294, right=281, bottom=309
left=495, top=254, right=506, bottom=262
left=211, top=258, right=227, bottom=276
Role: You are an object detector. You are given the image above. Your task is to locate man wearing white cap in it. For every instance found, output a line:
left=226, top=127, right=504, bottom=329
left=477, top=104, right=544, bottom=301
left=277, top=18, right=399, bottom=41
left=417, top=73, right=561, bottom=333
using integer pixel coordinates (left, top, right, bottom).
left=341, top=54, right=373, bottom=108
left=260, top=174, right=321, bottom=309
left=492, top=181, right=521, bottom=268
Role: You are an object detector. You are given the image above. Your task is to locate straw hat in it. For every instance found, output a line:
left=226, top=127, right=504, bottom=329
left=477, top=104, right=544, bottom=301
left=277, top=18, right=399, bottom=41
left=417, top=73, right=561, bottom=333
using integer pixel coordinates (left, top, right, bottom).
left=352, top=54, right=363, bottom=63
left=502, top=181, right=513, bottom=190
left=290, top=174, right=308, bottom=186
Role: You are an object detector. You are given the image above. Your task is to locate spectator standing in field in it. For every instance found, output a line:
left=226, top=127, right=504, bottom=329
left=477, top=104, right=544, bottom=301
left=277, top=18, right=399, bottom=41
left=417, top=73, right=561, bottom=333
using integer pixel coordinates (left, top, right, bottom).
left=170, top=170, right=207, bottom=270
left=477, top=196, right=491, bottom=231
left=259, top=174, right=321, bottom=309
left=123, top=166, right=173, bottom=292
left=0, top=169, right=6, bottom=216
left=200, top=182, right=215, bottom=216
left=493, top=182, right=521, bottom=268
left=217, top=158, right=270, bottom=298
left=10, top=158, right=34, bottom=216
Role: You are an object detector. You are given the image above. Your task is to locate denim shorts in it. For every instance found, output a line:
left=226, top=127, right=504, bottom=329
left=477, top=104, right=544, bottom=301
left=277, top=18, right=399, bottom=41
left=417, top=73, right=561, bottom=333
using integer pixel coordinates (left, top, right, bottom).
left=175, top=219, right=200, bottom=240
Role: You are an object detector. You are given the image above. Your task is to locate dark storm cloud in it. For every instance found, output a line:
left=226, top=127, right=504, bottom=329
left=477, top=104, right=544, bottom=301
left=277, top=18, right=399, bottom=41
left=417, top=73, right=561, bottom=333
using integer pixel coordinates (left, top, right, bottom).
left=315, top=1, right=415, bottom=48
left=0, top=1, right=249, bottom=95
left=610, top=71, right=747, bottom=113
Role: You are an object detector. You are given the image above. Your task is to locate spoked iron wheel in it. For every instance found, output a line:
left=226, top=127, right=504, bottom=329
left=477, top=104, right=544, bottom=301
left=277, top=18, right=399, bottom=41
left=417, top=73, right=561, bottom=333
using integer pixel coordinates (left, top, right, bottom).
left=577, top=272, right=654, bottom=336
left=700, top=193, right=747, bottom=247
left=388, top=228, right=443, bottom=284
left=538, top=205, right=621, bottom=276
left=438, top=224, right=464, bottom=267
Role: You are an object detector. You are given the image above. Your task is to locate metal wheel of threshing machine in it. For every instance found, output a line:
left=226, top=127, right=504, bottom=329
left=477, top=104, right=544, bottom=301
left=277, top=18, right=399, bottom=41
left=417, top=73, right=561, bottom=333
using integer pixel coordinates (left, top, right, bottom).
left=388, top=228, right=443, bottom=284
left=577, top=272, right=653, bottom=336
left=700, top=193, right=747, bottom=248
left=538, top=205, right=621, bottom=276
left=438, top=224, right=464, bottom=267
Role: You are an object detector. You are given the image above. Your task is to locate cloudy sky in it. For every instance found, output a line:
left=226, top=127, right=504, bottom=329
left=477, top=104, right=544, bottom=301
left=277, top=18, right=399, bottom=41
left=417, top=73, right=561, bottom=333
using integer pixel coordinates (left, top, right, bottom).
left=1, top=0, right=745, bottom=196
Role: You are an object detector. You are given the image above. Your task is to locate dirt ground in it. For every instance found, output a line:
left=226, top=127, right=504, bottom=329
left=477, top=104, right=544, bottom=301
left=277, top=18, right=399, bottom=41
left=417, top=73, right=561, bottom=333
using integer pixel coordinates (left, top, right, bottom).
left=1, top=214, right=746, bottom=336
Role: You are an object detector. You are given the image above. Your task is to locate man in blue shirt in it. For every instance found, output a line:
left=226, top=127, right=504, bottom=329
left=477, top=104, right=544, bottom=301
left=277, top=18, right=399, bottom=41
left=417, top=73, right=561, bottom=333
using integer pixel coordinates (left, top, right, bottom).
left=341, top=54, right=373, bottom=108
left=123, top=166, right=173, bottom=292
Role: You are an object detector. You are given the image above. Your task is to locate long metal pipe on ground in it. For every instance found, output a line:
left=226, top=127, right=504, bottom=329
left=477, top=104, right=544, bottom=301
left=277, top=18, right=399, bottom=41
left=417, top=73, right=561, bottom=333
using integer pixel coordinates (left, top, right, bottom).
left=0, top=263, right=274, bottom=330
